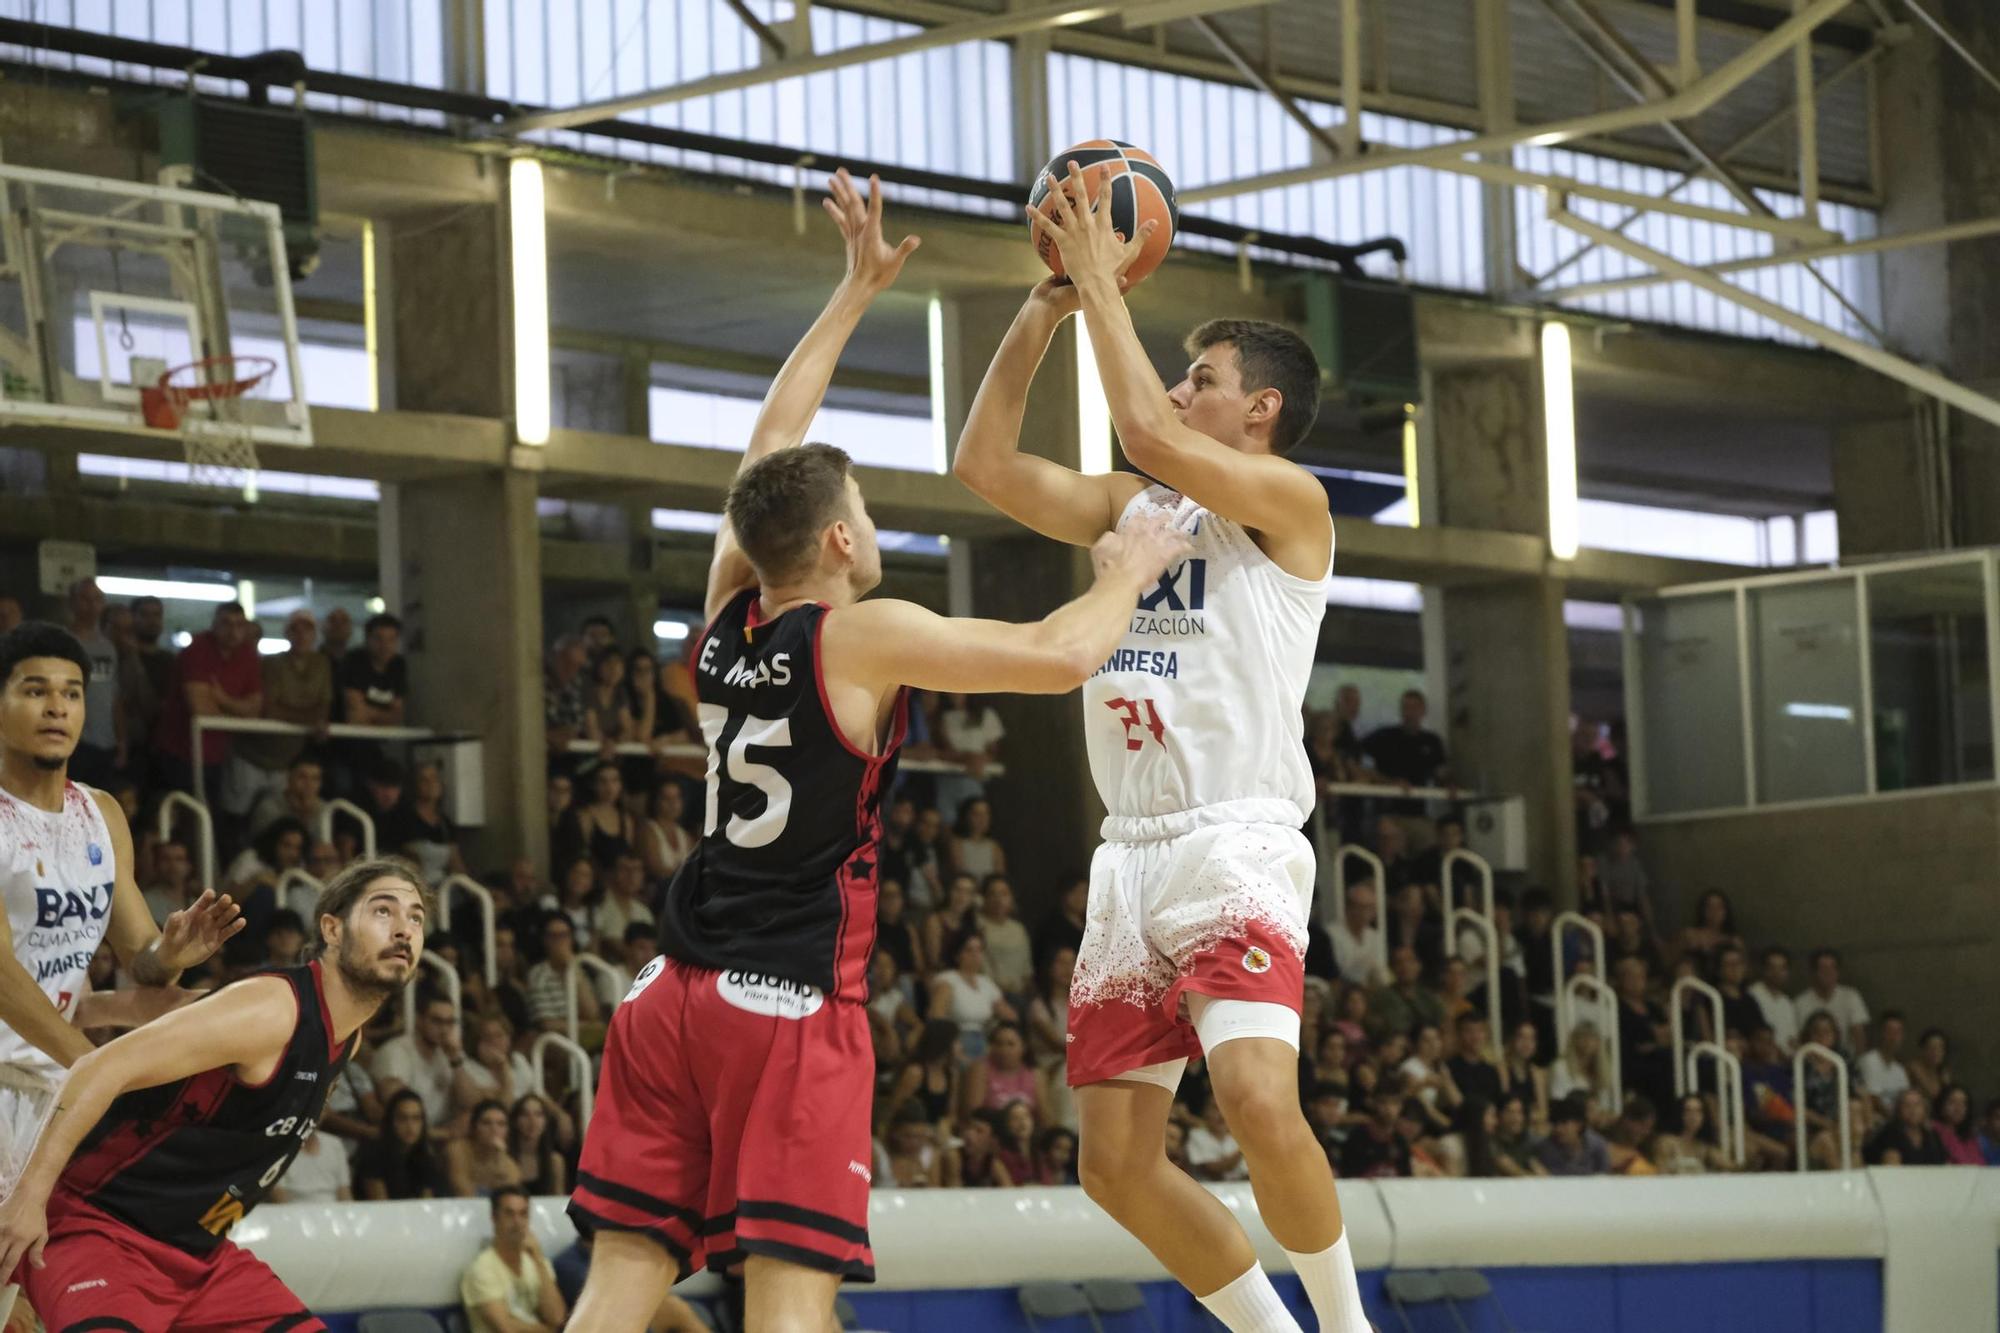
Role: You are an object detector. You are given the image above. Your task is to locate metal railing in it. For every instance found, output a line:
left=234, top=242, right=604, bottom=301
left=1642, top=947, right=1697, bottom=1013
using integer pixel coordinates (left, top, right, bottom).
left=190, top=716, right=447, bottom=808
left=1794, top=1041, right=1853, bottom=1172
left=1670, top=976, right=1726, bottom=1099
left=1331, top=844, right=1391, bottom=979
left=316, top=798, right=376, bottom=860
left=275, top=868, right=324, bottom=919
left=1552, top=911, right=1608, bottom=1053
left=438, top=875, right=498, bottom=989
left=567, top=738, right=1001, bottom=777
left=561, top=955, right=628, bottom=1046
left=156, top=791, right=216, bottom=895
left=529, top=1031, right=594, bottom=1131
left=1440, top=848, right=1502, bottom=1064
left=1564, top=973, right=1623, bottom=1117
left=1685, top=1039, right=1748, bottom=1167
left=400, top=950, right=462, bottom=1033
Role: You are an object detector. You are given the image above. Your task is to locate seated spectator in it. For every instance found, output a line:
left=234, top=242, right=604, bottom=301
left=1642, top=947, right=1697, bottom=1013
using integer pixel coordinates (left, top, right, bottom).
left=930, top=932, right=1015, bottom=1056
left=1933, top=1086, right=1983, bottom=1166
left=976, top=875, right=1033, bottom=1000
left=223, top=816, right=308, bottom=901
left=541, top=857, right=601, bottom=956
left=1436, top=957, right=1474, bottom=1025
left=909, top=805, right=952, bottom=908
left=934, top=692, right=1005, bottom=824
left=1905, top=1027, right=1954, bottom=1102
left=639, top=781, right=696, bottom=885
left=1603, top=1096, right=1662, bottom=1174
left=1400, top=1097, right=1450, bottom=1177
left=1793, top=948, right=1869, bottom=1055
left=1867, top=1088, right=1948, bottom=1166
left=945, top=1108, right=1014, bottom=1187
left=1026, top=947, right=1075, bottom=1068
left=448, top=1098, right=527, bottom=1198
left=1302, top=1080, right=1347, bottom=1165
left=1535, top=1096, right=1611, bottom=1176
left=353, top=759, right=407, bottom=845
left=1446, top=1013, right=1504, bottom=1107
left=1739, top=1024, right=1800, bottom=1161
left=556, top=764, right=639, bottom=875
left=923, top=873, right=981, bottom=969
left=876, top=879, right=926, bottom=979
left=868, top=950, right=922, bottom=1059
left=1500, top=1019, right=1549, bottom=1126
left=526, top=913, right=603, bottom=1041
left=262, top=909, right=308, bottom=968
left=1323, top=878, right=1385, bottom=988
left=545, top=772, right=574, bottom=843
left=1613, top=956, right=1674, bottom=1110
left=1362, top=689, right=1448, bottom=788
left=236, top=610, right=333, bottom=811
left=249, top=755, right=327, bottom=842
left=509, top=1093, right=570, bottom=1196
left=1336, top=1088, right=1416, bottom=1176
left=1676, top=889, right=1742, bottom=978
left=1597, top=827, right=1657, bottom=930
left=880, top=1020, right=962, bottom=1137
left=995, top=1099, right=1038, bottom=1184
left=1549, top=1022, right=1616, bottom=1127
left=1451, top=1097, right=1502, bottom=1178
left=1653, top=1094, right=1732, bottom=1175
left=1032, top=1126, right=1080, bottom=1186
left=590, top=851, right=655, bottom=949
left=356, top=1089, right=448, bottom=1200
left=1398, top=1023, right=1461, bottom=1129
left=320, top=1063, right=384, bottom=1156
left=143, top=840, right=198, bottom=927
left=1749, top=946, right=1801, bottom=1053
left=1608, top=909, right=1663, bottom=980
left=1366, top=946, right=1444, bottom=1043
left=372, top=992, right=462, bottom=1129
left=1708, top=946, right=1764, bottom=1045
left=1185, top=1092, right=1248, bottom=1182
left=880, top=1103, right=943, bottom=1187
left=270, top=1128, right=353, bottom=1204
left=580, top=647, right=636, bottom=749
left=1328, top=983, right=1371, bottom=1059
left=391, top=760, right=469, bottom=887
left=877, top=799, right=929, bottom=914
left=607, top=920, right=658, bottom=1000
left=1491, top=1094, right=1545, bottom=1177
left=460, top=1184, right=566, bottom=1333
left=1857, top=1010, right=1912, bottom=1114
left=949, top=797, right=1007, bottom=881
left=1977, top=1099, right=2000, bottom=1167
left=306, top=838, right=344, bottom=884
left=1033, top=873, right=1088, bottom=973
left=961, top=1022, right=1041, bottom=1125
left=544, top=635, right=590, bottom=759
left=1383, top=882, right=1444, bottom=976
left=453, top=1014, right=538, bottom=1128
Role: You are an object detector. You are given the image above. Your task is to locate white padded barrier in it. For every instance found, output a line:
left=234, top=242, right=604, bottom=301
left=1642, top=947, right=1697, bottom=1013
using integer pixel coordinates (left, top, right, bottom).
left=234, top=1170, right=1993, bottom=1328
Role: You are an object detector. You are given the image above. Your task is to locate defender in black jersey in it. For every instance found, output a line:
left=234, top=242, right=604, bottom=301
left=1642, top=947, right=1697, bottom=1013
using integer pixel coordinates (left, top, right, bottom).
left=568, top=169, right=1188, bottom=1333
left=0, top=858, right=432, bottom=1332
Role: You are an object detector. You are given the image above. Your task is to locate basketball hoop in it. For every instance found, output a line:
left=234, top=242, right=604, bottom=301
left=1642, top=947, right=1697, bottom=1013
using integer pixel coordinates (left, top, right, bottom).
left=142, top=354, right=275, bottom=489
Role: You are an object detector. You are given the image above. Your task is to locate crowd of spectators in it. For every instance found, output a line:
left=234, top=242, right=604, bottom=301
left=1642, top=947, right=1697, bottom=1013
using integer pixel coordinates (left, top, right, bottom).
left=12, top=579, right=1997, bottom=1222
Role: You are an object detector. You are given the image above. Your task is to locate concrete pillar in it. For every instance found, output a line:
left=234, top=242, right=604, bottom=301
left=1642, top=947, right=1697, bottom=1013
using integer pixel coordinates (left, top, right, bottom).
left=383, top=193, right=548, bottom=870
left=939, top=292, right=1101, bottom=913
left=1832, top=412, right=1931, bottom=557
left=1431, top=357, right=1578, bottom=900
left=1872, top=7, right=2000, bottom=547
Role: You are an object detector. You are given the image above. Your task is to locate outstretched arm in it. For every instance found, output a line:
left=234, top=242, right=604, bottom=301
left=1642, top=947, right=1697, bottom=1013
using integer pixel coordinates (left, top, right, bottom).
left=0, top=975, right=296, bottom=1273
left=1037, top=163, right=1330, bottom=573
left=952, top=280, right=1145, bottom=547
left=705, top=169, right=921, bottom=622
left=822, top=516, right=1189, bottom=697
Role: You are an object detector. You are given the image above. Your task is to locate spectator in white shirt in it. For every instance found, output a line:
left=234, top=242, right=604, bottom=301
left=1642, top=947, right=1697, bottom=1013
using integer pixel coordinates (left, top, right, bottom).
left=1184, top=1092, right=1249, bottom=1182
left=1324, top=877, right=1385, bottom=988
left=371, top=992, right=463, bottom=1132
left=270, top=1129, right=353, bottom=1204
left=1793, top=948, right=1869, bottom=1055
left=1856, top=1010, right=1911, bottom=1115
left=588, top=851, right=655, bottom=951
left=1748, top=946, right=1800, bottom=1053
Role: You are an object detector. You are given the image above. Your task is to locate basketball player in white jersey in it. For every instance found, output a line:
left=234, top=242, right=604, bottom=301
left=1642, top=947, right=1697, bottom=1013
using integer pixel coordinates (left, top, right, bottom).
left=0, top=623, right=243, bottom=1326
left=954, top=162, right=1372, bottom=1333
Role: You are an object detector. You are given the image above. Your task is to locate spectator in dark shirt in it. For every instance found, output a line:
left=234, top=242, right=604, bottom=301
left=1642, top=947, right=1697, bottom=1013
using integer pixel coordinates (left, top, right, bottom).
left=1867, top=1088, right=1949, bottom=1166
left=356, top=1088, right=448, bottom=1200
left=1362, top=689, right=1449, bottom=787
left=1445, top=1013, right=1504, bottom=1108
left=321, top=606, right=355, bottom=674
left=1711, top=946, right=1765, bottom=1045
left=1535, top=1096, right=1610, bottom=1176
left=1033, top=873, right=1088, bottom=971
left=341, top=612, right=408, bottom=728
left=1338, top=1087, right=1412, bottom=1179
left=1614, top=956, right=1673, bottom=1110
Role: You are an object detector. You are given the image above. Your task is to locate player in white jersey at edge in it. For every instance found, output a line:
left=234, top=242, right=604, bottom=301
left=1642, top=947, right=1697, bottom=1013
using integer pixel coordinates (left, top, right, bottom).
left=0, top=623, right=243, bottom=1327
left=954, top=162, right=1372, bottom=1333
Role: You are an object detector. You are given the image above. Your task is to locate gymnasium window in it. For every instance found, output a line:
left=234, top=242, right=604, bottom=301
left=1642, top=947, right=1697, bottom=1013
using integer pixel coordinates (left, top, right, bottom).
left=649, top=381, right=933, bottom=473
left=486, top=1, right=1016, bottom=219
left=649, top=507, right=947, bottom=558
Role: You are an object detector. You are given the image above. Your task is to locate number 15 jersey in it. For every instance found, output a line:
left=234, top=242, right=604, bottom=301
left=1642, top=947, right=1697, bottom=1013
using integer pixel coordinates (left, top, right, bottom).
left=1082, top=485, right=1333, bottom=830
left=659, top=590, right=907, bottom=1001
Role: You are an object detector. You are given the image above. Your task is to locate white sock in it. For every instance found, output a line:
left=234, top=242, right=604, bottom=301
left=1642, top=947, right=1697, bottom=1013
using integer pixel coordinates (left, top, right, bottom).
left=1285, top=1231, right=1373, bottom=1333
left=1197, top=1262, right=1304, bottom=1333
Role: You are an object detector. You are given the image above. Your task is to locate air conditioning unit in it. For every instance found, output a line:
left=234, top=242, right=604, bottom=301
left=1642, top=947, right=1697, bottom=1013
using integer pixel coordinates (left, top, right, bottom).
left=1464, top=796, right=1527, bottom=871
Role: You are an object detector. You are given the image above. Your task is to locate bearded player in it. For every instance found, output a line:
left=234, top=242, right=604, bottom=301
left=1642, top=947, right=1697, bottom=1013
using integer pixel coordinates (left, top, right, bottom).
left=0, top=857, right=431, bottom=1330
left=566, top=170, right=1187, bottom=1333
left=953, top=162, right=1371, bottom=1333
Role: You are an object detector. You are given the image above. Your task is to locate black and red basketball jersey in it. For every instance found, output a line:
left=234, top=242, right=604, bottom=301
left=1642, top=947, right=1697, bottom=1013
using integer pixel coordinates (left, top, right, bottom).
left=659, top=589, right=905, bottom=1001
left=60, top=962, right=355, bottom=1255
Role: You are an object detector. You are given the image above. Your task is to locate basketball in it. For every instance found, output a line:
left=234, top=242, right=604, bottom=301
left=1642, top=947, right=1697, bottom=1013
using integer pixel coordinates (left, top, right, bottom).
left=1027, top=139, right=1178, bottom=287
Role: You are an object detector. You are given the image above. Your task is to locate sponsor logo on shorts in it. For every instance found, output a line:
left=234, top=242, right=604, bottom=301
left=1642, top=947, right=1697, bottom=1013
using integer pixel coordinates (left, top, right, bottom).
left=66, top=1279, right=107, bottom=1293
left=1242, top=947, right=1272, bottom=974
left=717, top=970, right=825, bottom=1020
left=849, top=1160, right=873, bottom=1183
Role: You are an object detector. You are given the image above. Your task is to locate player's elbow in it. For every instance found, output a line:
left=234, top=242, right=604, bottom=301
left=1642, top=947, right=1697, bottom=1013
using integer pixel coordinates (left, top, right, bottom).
left=951, top=445, right=996, bottom=495
left=1037, top=641, right=1101, bottom=695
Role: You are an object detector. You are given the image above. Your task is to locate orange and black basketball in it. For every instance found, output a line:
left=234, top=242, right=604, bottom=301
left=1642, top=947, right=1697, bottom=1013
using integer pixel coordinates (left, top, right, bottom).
left=1027, top=139, right=1177, bottom=287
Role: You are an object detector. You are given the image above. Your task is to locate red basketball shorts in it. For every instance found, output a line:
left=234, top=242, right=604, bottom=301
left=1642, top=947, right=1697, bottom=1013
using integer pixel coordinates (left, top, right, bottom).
left=20, top=1191, right=324, bottom=1333
left=569, top=958, right=875, bottom=1281
left=1068, top=814, right=1313, bottom=1086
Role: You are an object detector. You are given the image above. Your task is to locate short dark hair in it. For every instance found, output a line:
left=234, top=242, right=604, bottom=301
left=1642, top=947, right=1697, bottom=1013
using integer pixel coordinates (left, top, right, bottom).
left=622, top=920, right=654, bottom=946
left=1183, top=319, right=1321, bottom=453
left=1810, top=947, right=1840, bottom=969
left=308, top=856, right=435, bottom=958
left=1550, top=1095, right=1588, bottom=1127
left=489, top=1182, right=532, bottom=1215
left=1761, top=945, right=1789, bottom=965
left=215, top=600, right=247, bottom=618
left=724, top=443, right=857, bottom=582
left=363, top=612, right=402, bottom=637
left=266, top=909, right=307, bottom=939
left=1879, top=1008, right=1905, bottom=1026
left=0, top=622, right=91, bottom=691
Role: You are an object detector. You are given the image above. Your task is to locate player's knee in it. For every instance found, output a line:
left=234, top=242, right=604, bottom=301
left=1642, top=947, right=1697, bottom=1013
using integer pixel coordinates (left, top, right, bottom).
left=1078, top=1136, right=1152, bottom=1211
left=1213, top=1079, right=1304, bottom=1154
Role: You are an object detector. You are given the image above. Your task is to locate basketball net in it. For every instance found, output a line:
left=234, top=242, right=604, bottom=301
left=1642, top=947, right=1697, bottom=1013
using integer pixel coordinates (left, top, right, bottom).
left=181, top=418, right=262, bottom=492
left=144, top=355, right=273, bottom=492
